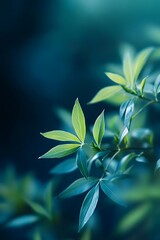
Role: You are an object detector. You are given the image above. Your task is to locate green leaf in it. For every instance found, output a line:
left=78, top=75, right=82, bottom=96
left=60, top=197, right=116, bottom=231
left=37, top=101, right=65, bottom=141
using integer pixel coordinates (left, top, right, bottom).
left=124, top=100, right=134, bottom=129
left=40, top=130, right=80, bottom=143
left=100, top=180, right=126, bottom=207
left=117, top=203, right=151, bottom=234
left=134, top=47, right=153, bottom=81
left=7, top=215, right=39, bottom=228
left=119, top=127, right=128, bottom=144
left=93, top=111, right=105, bottom=146
left=72, top=98, right=86, bottom=143
left=32, top=230, right=42, bottom=240
left=76, top=148, right=88, bottom=178
left=89, top=86, right=122, bottom=104
left=104, top=88, right=130, bottom=106
left=26, top=200, right=51, bottom=219
left=78, top=184, right=99, bottom=232
left=45, top=181, right=53, bottom=213
left=123, top=52, right=134, bottom=85
left=118, top=153, right=137, bottom=173
left=105, top=72, right=126, bottom=85
left=138, top=77, right=147, bottom=95
left=50, top=158, right=77, bottom=174
left=39, top=143, right=80, bottom=159
left=59, top=178, right=97, bottom=199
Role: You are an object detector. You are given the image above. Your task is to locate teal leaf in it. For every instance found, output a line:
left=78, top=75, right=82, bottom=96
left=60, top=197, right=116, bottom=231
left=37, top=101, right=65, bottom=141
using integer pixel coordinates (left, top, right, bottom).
left=117, top=203, right=151, bottom=234
left=100, top=180, right=126, bottom=207
left=154, top=74, right=160, bottom=95
left=7, top=215, right=39, bottom=228
left=123, top=52, right=133, bottom=85
left=39, top=143, right=80, bottom=159
left=118, top=153, right=137, bottom=173
left=50, top=158, right=77, bottom=174
left=89, top=86, right=122, bottom=104
left=72, top=98, right=86, bottom=143
left=59, top=178, right=97, bottom=199
left=76, top=148, right=88, bottom=178
left=93, top=110, right=105, bottom=146
left=40, top=130, right=80, bottom=143
left=105, top=72, right=126, bottom=85
left=78, top=184, right=99, bottom=232
left=155, top=159, right=160, bottom=172
left=119, top=99, right=133, bottom=119
left=119, top=127, right=128, bottom=144
left=124, top=100, right=134, bottom=129
left=26, top=200, right=51, bottom=219
left=134, top=47, right=153, bottom=81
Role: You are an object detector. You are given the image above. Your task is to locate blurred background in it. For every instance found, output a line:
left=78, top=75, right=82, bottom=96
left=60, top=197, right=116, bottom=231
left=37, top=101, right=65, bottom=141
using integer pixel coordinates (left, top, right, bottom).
left=1, top=0, right=160, bottom=239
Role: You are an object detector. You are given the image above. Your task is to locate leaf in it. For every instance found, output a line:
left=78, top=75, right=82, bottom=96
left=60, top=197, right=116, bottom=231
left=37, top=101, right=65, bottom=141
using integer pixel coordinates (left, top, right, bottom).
left=59, top=178, right=97, bottom=199
left=119, top=127, right=128, bottom=144
left=40, top=130, right=80, bottom=143
left=45, top=181, right=53, bottom=213
left=39, top=143, right=80, bottom=159
left=76, top=148, right=88, bottom=178
left=154, top=74, right=160, bottom=95
left=123, top=52, right=133, bottom=85
left=105, top=72, right=126, bottom=85
left=7, top=215, right=39, bottom=228
left=134, top=47, right=153, bottom=81
left=117, top=203, right=151, bottom=234
left=50, top=158, right=77, bottom=174
left=93, top=111, right=105, bottom=146
left=119, top=99, right=133, bottom=119
left=33, top=230, right=42, bottom=240
left=104, top=88, right=130, bottom=106
left=155, top=159, right=160, bottom=172
left=26, top=200, right=51, bottom=219
left=124, top=100, right=134, bottom=129
left=100, top=180, right=127, bottom=207
left=138, top=77, right=147, bottom=95
left=118, top=153, right=137, bottom=173
left=89, top=86, right=122, bottom=104
left=78, top=184, right=99, bottom=232
left=72, top=98, right=86, bottom=143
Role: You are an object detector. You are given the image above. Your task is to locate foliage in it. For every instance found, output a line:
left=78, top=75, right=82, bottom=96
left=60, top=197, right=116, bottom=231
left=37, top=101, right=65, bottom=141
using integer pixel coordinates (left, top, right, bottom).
left=39, top=44, right=160, bottom=237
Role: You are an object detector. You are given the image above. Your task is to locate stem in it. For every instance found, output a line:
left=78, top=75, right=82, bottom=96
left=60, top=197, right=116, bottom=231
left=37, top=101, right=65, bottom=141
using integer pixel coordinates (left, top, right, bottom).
left=105, top=150, right=120, bottom=171
left=132, top=100, right=155, bottom=120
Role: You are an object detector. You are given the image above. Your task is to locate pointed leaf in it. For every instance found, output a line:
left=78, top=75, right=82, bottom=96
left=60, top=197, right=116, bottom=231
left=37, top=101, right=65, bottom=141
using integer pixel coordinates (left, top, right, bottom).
left=119, top=99, right=133, bottom=119
left=124, top=100, right=134, bottom=129
left=123, top=52, right=133, bottom=85
left=26, top=200, right=51, bottom=219
left=118, top=153, right=137, bottom=173
left=93, top=111, right=105, bottom=146
left=100, top=180, right=127, bottom=207
left=39, top=144, right=80, bottom=159
left=72, top=99, right=86, bottom=143
left=59, top=178, right=97, bottom=198
left=105, top=72, right=126, bottom=85
left=154, top=74, right=160, bottom=95
left=50, top=158, right=77, bottom=174
left=134, top=47, right=153, bottom=81
left=78, top=184, right=99, bottom=231
left=117, top=203, right=151, bottom=234
left=138, top=77, right=147, bottom=95
left=7, top=215, right=39, bottom=228
left=119, top=127, right=128, bottom=144
left=76, top=148, right=88, bottom=178
left=89, top=86, right=122, bottom=104
left=40, top=130, right=80, bottom=143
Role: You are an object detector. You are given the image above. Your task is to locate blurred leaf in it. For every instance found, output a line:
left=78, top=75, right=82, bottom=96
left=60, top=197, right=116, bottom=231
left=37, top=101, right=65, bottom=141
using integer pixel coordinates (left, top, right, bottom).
left=39, top=143, right=80, bottom=159
left=123, top=52, right=133, bottom=85
left=26, top=201, right=51, bottom=219
left=124, top=100, right=134, bottom=129
left=155, top=159, right=160, bottom=172
left=78, top=184, right=99, bottom=232
left=40, top=130, right=80, bottom=143
left=93, top=110, right=105, bottom=146
left=76, top=148, right=88, bottom=178
left=50, top=158, right=77, bottom=174
left=154, top=74, right=160, bottom=96
left=45, top=181, right=53, bottom=213
left=59, top=178, right=97, bottom=199
left=7, top=215, right=39, bottom=228
left=119, top=127, right=128, bottom=144
left=72, top=98, right=86, bottom=143
left=117, top=203, right=151, bottom=234
left=89, top=86, right=122, bottom=104
left=138, top=77, right=147, bottom=95
left=80, top=228, right=91, bottom=240
left=100, top=180, right=127, bottom=207
left=32, top=230, right=42, bottom=240
left=105, top=72, right=126, bottom=85
left=134, top=47, right=153, bottom=81
left=118, top=153, right=137, bottom=173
